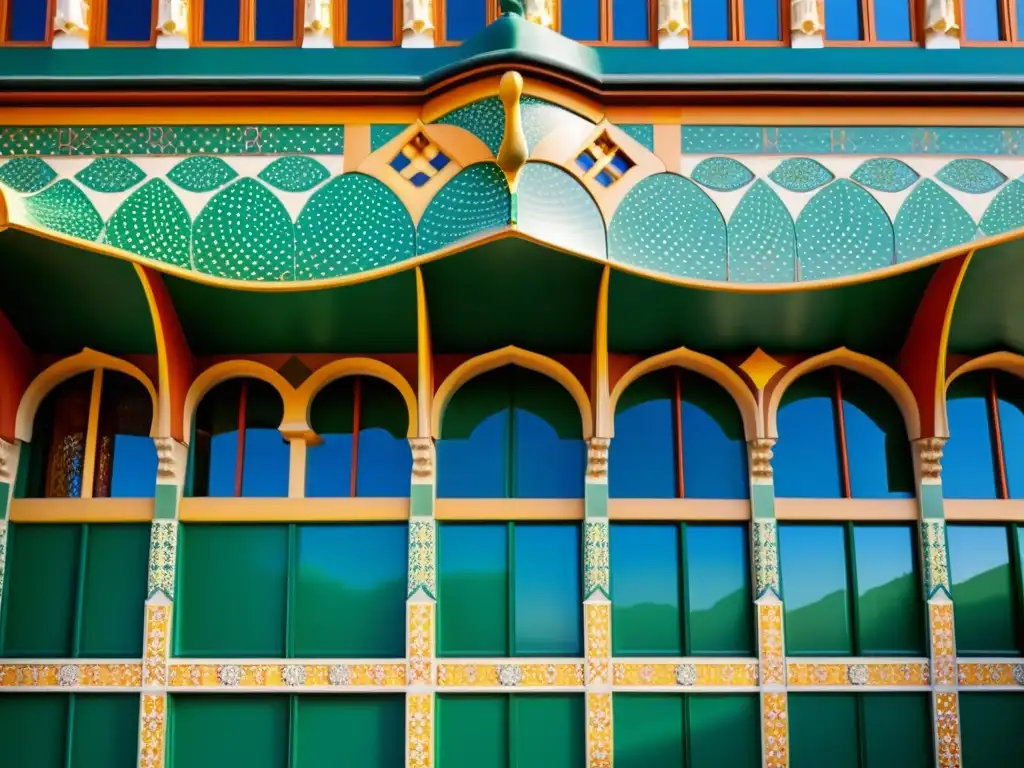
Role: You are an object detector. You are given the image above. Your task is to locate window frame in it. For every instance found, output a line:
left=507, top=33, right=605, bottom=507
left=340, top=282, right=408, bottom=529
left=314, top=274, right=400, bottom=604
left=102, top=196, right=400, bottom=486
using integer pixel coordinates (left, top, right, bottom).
left=957, top=0, right=1024, bottom=45
left=334, top=0, right=402, bottom=46
left=822, top=0, right=920, bottom=46
left=436, top=0, right=500, bottom=45
left=688, top=0, right=790, bottom=46
left=89, top=0, right=159, bottom=46
left=950, top=369, right=1019, bottom=499
left=0, top=0, right=56, bottom=45
left=192, top=0, right=302, bottom=47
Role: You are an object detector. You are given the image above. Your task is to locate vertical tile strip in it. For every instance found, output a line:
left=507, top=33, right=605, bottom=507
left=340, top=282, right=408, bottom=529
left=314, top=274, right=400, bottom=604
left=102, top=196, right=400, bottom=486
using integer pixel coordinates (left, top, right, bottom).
left=406, top=693, right=434, bottom=768
left=585, top=437, right=612, bottom=766
left=761, top=692, right=789, bottom=768
left=934, top=692, right=962, bottom=768
left=407, top=438, right=435, bottom=767
left=138, top=693, right=166, bottom=768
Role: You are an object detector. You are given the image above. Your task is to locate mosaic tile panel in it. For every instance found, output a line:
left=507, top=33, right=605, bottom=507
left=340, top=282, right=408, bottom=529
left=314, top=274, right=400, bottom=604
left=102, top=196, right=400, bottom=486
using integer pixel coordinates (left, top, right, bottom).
left=753, top=519, right=781, bottom=597
left=895, top=179, right=977, bottom=263
left=407, top=693, right=433, bottom=768
left=583, top=521, right=610, bottom=599
left=436, top=662, right=585, bottom=687
left=23, top=179, right=104, bottom=240
left=147, top=520, right=178, bottom=599
left=613, top=661, right=759, bottom=687
left=936, top=159, right=1007, bottom=194
left=768, top=157, right=833, bottom=193
left=0, top=156, right=56, bottom=192
left=0, top=125, right=344, bottom=156
left=416, top=162, right=511, bottom=254
left=0, top=663, right=142, bottom=688
left=922, top=519, right=951, bottom=597
left=935, top=692, right=961, bottom=768
left=850, top=158, right=920, bottom=193
left=167, top=663, right=407, bottom=688
left=407, top=601, right=434, bottom=687
left=787, top=661, right=930, bottom=687
left=618, top=123, right=654, bottom=152
left=74, top=157, right=146, bottom=193
left=258, top=155, right=331, bottom=193
left=958, top=662, right=1024, bottom=686
left=930, top=601, right=957, bottom=687
left=762, top=692, right=789, bottom=768
left=690, top=156, right=754, bottom=192
left=980, top=179, right=1024, bottom=236
left=166, top=156, right=238, bottom=193
left=139, top=693, right=166, bottom=768
left=103, top=179, right=193, bottom=270
left=407, top=519, right=436, bottom=598
left=517, top=162, right=607, bottom=259
left=142, top=603, right=171, bottom=688
left=586, top=693, right=612, bottom=768
left=728, top=180, right=797, bottom=283
left=758, top=603, right=785, bottom=686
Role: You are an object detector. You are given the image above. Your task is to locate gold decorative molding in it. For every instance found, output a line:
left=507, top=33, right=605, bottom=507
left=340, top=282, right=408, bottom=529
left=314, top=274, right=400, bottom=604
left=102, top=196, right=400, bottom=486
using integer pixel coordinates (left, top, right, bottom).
left=749, top=439, right=776, bottom=483
left=762, top=693, right=789, bottom=768
left=524, top=0, right=555, bottom=29
left=0, top=663, right=142, bottom=688
left=409, top=437, right=435, bottom=484
left=787, top=660, right=930, bottom=688
left=958, top=661, right=1024, bottom=687
left=934, top=692, right=962, bottom=768
left=139, top=694, right=166, bottom=768
left=586, top=437, right=610, bottom=482
left=613, top=661, right=759, bottom=688
left=168, top=662, right=407, bottom=688
left=915, top=437, right=946, bottom=484
left=657, top=0, right=691, bottom=48
left=497, top=72, right=529, bottom=192
left=436, top=662, right=585, bottom=688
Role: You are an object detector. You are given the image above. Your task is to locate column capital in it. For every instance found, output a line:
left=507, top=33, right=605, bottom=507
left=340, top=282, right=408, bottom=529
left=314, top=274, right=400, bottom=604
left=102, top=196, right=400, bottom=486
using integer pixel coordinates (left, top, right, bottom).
left=924, top=0, right=960, bottom=49
left=155, top=0, right=190, bottom=48
left=657, top=0, right=691, bottom=49
left=402, top=0, right=435, bottom=48
left=302, top=0, right=334, bottom=48
left=790, top=0, right=824, bottom=48
left=748, top=438, right=776, bottom=484
left=913, top=436, right=946, bottom=484
left=586, top=437, right=610, bottom=483
left=410, top=437, right=435, bottom=485
left=52, top=0, right=90, bottom=48
left=0, top=438, right=16, bottom=485
left=155, top=438, right=188, bottom=486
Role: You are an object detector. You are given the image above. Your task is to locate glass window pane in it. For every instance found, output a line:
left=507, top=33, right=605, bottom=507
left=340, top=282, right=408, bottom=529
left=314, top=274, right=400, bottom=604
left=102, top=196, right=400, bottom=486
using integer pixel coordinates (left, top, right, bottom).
left=293, top=524, right=407, bottom=657
left=79, top=524, right=149, bottom=657
left=6, top=0, right=50, bottom=42
left=254, top=0, right=295, bottom=41
left=825, top=0, right=864, bottom=40
left=192, top=379, right=245, bottom=498
left=108, top=436, right=158, bottom=497
left=852, top=525, right=923, bottom=655
left=106, top=0, right=154, bottom=41
left=294, top=695, right=405, bottom=768
left=788, top=694, right=860, bottom=768
left=514, top=524, right=582, bottom=655
left=97, top=371, right=159, bottom=499
left=681, top=372, right=748, bottom=499
left=947, top=525, right=1018, bottom=654
left=438, top=524, right=509, bottom=655
left=241, top=429, right=289, bottom=497
left=0, top=694, right=67, bottom=768
left=692, top=0, right=730, bottom=40
left=612, top=0, right=649, bottom=41
left=445, top=0, right=487, bottom=41
left=860, top=693, right=934, bottom=768
left=775, top=372, right=842, bottom=498
left=168, top=695, right=289, bottom=768
left=203, top=0, right=243, bottom=41
left=38, top=375, right=91, bottom=499
left=346, top=0, right=396, bottom=41
left=613, top=694, right=684, bottom=768
left=306, top=377, right=355, bottom=497
left=960, top=693, right=1024, bottom=768
left=685, top=525, right=753, bottom=655
left=562, top=0, right=601, bottom=40
left=611, top=524, right=682, bottom=655
left=176, top=525, right=288, bottom=656
left=610, top=371, right=676, bottom=499
left=744, top=0, right=781, bottom=40
left=944, top=373, right=999, bottom=498
left=842, top=372, right=913, bottom=499
left=436, top=695, right=508, bottom=768
left=688, top=695, right=760, bottom=768
left=206, top=432, right=239, bottom=496
left=514, top=695, right=585, bottom=767
left=996, top=373, right=1024, bottom=498
left=70, top=695, right=140, bottom=768
left=964, top=0, right=1003, bottom=41
left=513, top=368, right=586, bottom=499
left=873, top=0, right=912, bottom=41
left=438, top=369, right=510, bottom=498
left=779, top=524, right=853, bottom=654
left=357, top=378, right=412, bottom=497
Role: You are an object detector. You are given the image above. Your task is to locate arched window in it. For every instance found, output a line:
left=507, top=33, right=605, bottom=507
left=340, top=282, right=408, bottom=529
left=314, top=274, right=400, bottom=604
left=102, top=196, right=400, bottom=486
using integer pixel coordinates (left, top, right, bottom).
left=339, top=0, right=399, bottom=43
left=823, top=0, right=915, bottom=42
left=690, top=0, right=784, bottom=42
left=188, top=378, right=289, bottom=498
left=610, top=368, right=748, bottom=499
left=17, top=370, right=157, bottom=499
left=945, top=370, right=1024, bottom=498
left=437, top=365, right=586, bottom=498
left=1, top=0, right=52, bottom=43
left=774, top=368, right=914, bottom=499
left=305, top=376, right=412, bottom=497
left=198, top=0, right=300, bottom=44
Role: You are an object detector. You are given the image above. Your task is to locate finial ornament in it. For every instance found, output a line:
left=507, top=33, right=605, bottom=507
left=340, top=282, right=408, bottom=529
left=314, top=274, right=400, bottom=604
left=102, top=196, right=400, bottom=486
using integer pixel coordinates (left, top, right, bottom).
left=657, top=0, right=691, bottom=49
left=497, top=72, right=529, bottom=193
left=790, top=0, right=824, bottom=48
left=52, top=0, right=90, bottom=48
left=402, top=0, right=435, bottom=48
left=524, top=0, right=555, bottom=29
left=924, top=0, right=960, bottom=48
left=302, top=0, right=333, bottom=47
left=156, top=0, right=190, bottom=48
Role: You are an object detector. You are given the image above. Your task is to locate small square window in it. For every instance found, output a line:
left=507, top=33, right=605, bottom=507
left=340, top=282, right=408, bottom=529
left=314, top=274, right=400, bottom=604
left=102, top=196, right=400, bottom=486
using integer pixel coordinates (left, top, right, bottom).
left=575, top=132, right=634, bottom=188
left=390, top=133, right=451, bottom=188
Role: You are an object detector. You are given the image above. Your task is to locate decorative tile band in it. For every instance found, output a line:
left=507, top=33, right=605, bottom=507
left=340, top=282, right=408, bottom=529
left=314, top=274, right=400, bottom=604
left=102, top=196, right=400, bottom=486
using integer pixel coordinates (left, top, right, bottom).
left=138, top=693, right=166, bottom=768
left=436, top=662, right=585, bottom=688
left=586, top=692, right=612, bottom=768
left=787, top=660, right=930, bottom=688
left=935, top=692, right=962, bottom=768
left=930, top=601, right=957, bottom=687
left=142, top=602, right=172, bottom=688
left=585, top=601, right=611, bottom=687
left=406, top=693, right=433, bottom=768
left=583, top=520, right=610, bottom=598
left=762, top=692, right=789, bottom=768
left=753, top=519, right=780, bottom=598
left=613, top=661, right=759, bottom=688
left=407, top=601, right=434, bottom=687
left=167, top=662, right=406, bottom=689
left=757, top=602, right=785, bottom=687
left=958, top=662, right=1024, bottom=687
left=407, top=519, right=435, bottom=598
left=0, top=662, right=142, bottom=688
left=147, top=520, right=177, bottom=600
left=922, top=519, right=951, bottom=597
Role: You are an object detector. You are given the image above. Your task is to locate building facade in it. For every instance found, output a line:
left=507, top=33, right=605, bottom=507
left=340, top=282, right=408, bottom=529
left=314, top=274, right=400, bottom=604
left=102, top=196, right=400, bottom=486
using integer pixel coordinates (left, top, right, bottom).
left=0, top=1, right=1023, bottom=766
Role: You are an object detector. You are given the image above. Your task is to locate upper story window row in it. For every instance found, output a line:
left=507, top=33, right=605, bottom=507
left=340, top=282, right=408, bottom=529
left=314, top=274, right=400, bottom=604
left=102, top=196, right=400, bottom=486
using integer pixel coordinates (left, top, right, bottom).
left=2, top=0, right=1019, bottom=47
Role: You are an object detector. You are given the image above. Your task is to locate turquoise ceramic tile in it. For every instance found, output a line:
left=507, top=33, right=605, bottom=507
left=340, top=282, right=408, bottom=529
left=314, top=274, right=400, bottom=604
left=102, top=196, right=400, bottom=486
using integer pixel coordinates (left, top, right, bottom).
left=690, top=157, right=754, bottom=192
left=23, top=179, right=104, bottom=241
left=980, top=180, right=1024, bottom=236
left=74, top=157, right=146, bottom=193
left=370, top=125, right=409, bottom=151
left=728, top=180, right=796, bottom=283
left=0, top=157, right=57, bottom=193
left=618, top=124, right=655, bottom=151
left=850, top=158, right=919, bottom=193
left=103, top=179, right=192, bottom=268
left=416, top=162, right=511, bottom=254
left=768, top=158, right=833, bottom=193
left=258, top=156, right=330, bottom=193
left=936, top=159, right=1007, bottom=194
left=894, top=179, right=978, bottom=262
left=682, top=127, right=762, bottom=154
left=517, top=162, right=606, bottom=259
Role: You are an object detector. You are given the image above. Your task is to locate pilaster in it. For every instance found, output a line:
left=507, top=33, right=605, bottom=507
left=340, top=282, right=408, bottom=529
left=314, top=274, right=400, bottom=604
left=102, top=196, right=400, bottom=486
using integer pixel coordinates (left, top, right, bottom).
left=402, top=0, right=435, bottom=48
left=406, top=437, right=435, bottom=768
left=748, top=438, right=789, bottom=768
left=790, top=0, right=824, bottom=48
left=52, top=0, right=89, bottom=48
left=302, top=0, right=334, bottom=48
left=923, top=0, right=960, bottom=49
left=584, top=437, right=612, bottom=768
left=0, top=439, right=19, bottom=621
left=155, top=0, right=189, bottom=48
left=656, top=0, right=691, bottom=49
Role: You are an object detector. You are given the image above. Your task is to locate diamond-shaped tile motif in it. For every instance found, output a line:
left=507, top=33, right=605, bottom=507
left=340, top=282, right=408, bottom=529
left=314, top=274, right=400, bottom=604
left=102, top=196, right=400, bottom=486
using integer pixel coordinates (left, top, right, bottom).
left=390, top=133, right=450, bottom=188
left=740, top=348, right=784, bottom=390
left=75, top=157, right=146, bottom=193
left=167, top=156, right=239, bottom=193
left=936, top=159, right=1007, bottom=194
left=258, top=156, right=330, bottom=193
left=851, top=158, right=919, bottom=193
left=769, top=158, right=834, bottom=193
left=575, top=132, right=634, bottom=188
left=0, top=157, right=57, bottom=193
left=691, top=157, right=755, bottom=192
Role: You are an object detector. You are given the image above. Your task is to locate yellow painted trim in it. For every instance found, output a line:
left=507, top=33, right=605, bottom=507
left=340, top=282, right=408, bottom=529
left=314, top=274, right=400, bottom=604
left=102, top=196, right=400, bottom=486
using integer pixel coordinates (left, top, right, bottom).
left=15, top=349, right=159, bottom=443
left=593, top=265, right=611, bottom=438
left=288, top=438, right=307, bottom=499
left=609, top=348, right=760, bottom=441
left=179, top=496, right=410, bottom=522
left=946, top=351, right=1024, bottom=391
left=183, top=360, right=294, bottom=441
left=80, top=369, right=104, bottom=500
left=415, top=266, right=433, bottom=438
left=431, top=346, right=594, bottom=440
left=774, top=498, right=919, bottom=521
left=607, top=498, right=751, bottom=521
left=9, top=497, right=155, bottom=523
left=134, top=264, right=172, bottom=438
left=435, top=498, right=584, bottom=520
left=944, top=499, right=1024, bottom=522
left=933, top=250, right=976, bottom=438
left=765, top=348, right=921, bottom=441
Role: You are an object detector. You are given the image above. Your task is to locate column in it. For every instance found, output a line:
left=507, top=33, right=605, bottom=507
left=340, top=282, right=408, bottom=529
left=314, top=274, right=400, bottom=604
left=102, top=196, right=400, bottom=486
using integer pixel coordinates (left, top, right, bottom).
left=790, top=0, right=824, bottom=48
left=583, top=437, right=612, bottom=768
left=155, top=0, right=190, bottom=49
left=402, top=0, right=435, bottom=48
left=0, top=439, right=19, bottom=618
left=52, top=0, right=90, bottom=48
left=406, top=437, right=436, bottom=768
left=748, top=438, right=789, bottom=768
left=913, top=437, right=962, bottom=768
left=656, top=0, right=691, bottom=49
left=923, top=0, right=960, bottom=49
left=138, top=438, right=187, bottom=768
left=302, top=0, right=334, bottom=48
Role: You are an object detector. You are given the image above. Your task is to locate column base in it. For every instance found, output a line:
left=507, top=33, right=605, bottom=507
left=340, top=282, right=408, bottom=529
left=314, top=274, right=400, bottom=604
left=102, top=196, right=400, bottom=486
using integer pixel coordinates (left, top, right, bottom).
left=52, top=32, right=88, bottom=49
left=155, top=35, right=189, bottom=49
left=302, top=31, right=334, bottom=48
left=925, top=31, right=960, bottom=49
left=791, top=31, right=824, bottom=48
left=402, top=29, right=435, bottom=48
left=657, top=33, right=689, bottom=50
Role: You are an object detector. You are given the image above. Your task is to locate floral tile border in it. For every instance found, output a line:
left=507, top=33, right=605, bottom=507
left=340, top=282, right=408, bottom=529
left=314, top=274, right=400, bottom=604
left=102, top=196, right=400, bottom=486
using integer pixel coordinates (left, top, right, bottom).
left=787, top=660, right=930, bottom=688
left=138, top=693, right=166, bottom=768
left=613, top=660, right=759, bottom=688
left=957, top=662, right=1024, bottom=687
left=167, top=662, right=406, bottom=689
left=0, top=662, right=142, bottom=688
left=436, top=662, right=585, bottom=688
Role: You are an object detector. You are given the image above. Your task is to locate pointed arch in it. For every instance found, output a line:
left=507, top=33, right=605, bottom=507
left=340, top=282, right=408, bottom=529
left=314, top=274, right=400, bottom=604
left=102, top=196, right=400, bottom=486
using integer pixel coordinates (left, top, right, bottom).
left=183, top=360, right=295, bottom=442
left=16, top=348, right=158, bottom=442
left=431, top=346, right=593, bottom=439
left=947, top=352, right=1024, bottom=391
left=609, top=347, right=760, bottom=441
left=766, top=348, right=920, bottom=441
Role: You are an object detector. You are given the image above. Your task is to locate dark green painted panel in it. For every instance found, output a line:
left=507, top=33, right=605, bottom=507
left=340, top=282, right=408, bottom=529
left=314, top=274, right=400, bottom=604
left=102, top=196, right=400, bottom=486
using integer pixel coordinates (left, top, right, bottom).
left=947, top=524, right=1019, bottom=654
left=437, top=524, right=509, bottom=656
left=294, top=695, right=404, bottom=768
left=436, top=695, right=509, bottom=768
left=788, top=694, right=859, bottom=768
left=960, top=693, right=1024, bottom=768
left=513, top=695, right=585, bottom=768
left=949, top=238, right=1024, bottom=354
left=169, top=695, right=289, bottom=768
left=0, top=694, right=67, bottom=768
left=852, top=525, right=924, bottom=655
left=70, top=695, right=140, bottom=768
left=612, top=694, right=683, bottom=768
left=292, top=524, right=407, bottom=658
left=688, top=695, right=760, bottom=768
left=861, top=694, right=933, bottom=768
left=175, top=525, right=288, bottom=657
left=79, top=524, right=149, bottom=657
left=685, top=525, right=754, bottom=655
left=610, top=524, right=683, bottom=656
left=1, top=523, right=80, bottom=657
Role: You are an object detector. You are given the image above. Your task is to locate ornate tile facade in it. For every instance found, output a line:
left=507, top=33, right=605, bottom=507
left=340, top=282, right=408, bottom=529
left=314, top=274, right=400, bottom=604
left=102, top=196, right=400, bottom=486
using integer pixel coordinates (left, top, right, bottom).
left=407, top=520, right=436, bottom=598
left=922, top=519, right=951, bottom=597
left=929, top=601, right=957, bottom=687
left=138, top=693, right=166, bottom=768
left=142, top=602, right=171, bottom=688
left=762, top=693, right=789, bottom=768
left=583, top=520, right=610, bottom=598
left=435, top=662, right=585, bottom=688
left=585, top=693, right=612, bottom=768
left=585, top=601, right=611, bottom=687
left=613, top=661, right=759, bottom=687
left=753, top=519, right=780, bottom=597
left=147, top=520, right=177, bottom=600
left=758, top=602, right=785, bottom=687
left=167, top=662, right=406, bottom=688
left=406, top=693, right=433, bottom=768
left=0, top=663, right=142, bottom=688
left=958, top=662, right=1024, bottom=687
left=407, top=601, right=434, bottom=687
left=935, top=692, right=962, bottom=768
left=787, top=661, right=930, bottom=688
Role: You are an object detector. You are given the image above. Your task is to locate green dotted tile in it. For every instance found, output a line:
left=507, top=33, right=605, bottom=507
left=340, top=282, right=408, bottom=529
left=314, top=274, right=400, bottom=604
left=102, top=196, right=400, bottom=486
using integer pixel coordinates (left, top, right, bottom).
left=294, top=173, right=415, bottom=280
left=618, top=124, right=655, bottom=152
left=433, top=96, right=593, bottom=155
left=167, top=156, right=238, bottom=193
left=23, top=179, right=103, bottom=241
left=517, top=162, right=606, bottom=260
left=690, top=157, right=754, bottom=192
left=796, top=179, right=894, bottom=280
left=520, top=95, right=594, bottom=151
left=103, top=179, right=192, bottom=269
left=980, top=179, right=1024, bottom=236
left=936, top=159, right=1007, bottom=194
left=0, top=157, right=56, bottom=193
left=769, top=158, right=834, bottom=193
left=192, top=178, right=296, bottom=281
left=75, top=157, right=146, bottom=193
left=258, top=156, right=331, bottom=193
left=728, top=180, right=796, bottom=283
left=371, top=125, right=409, bottom=151
left=608, top=172, right=727, bottom=281
left=417, top=163, right=511, bottom=254
left=850, top=158, right=919, bottom=193
left=895, top=179, right=978, bottom=262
